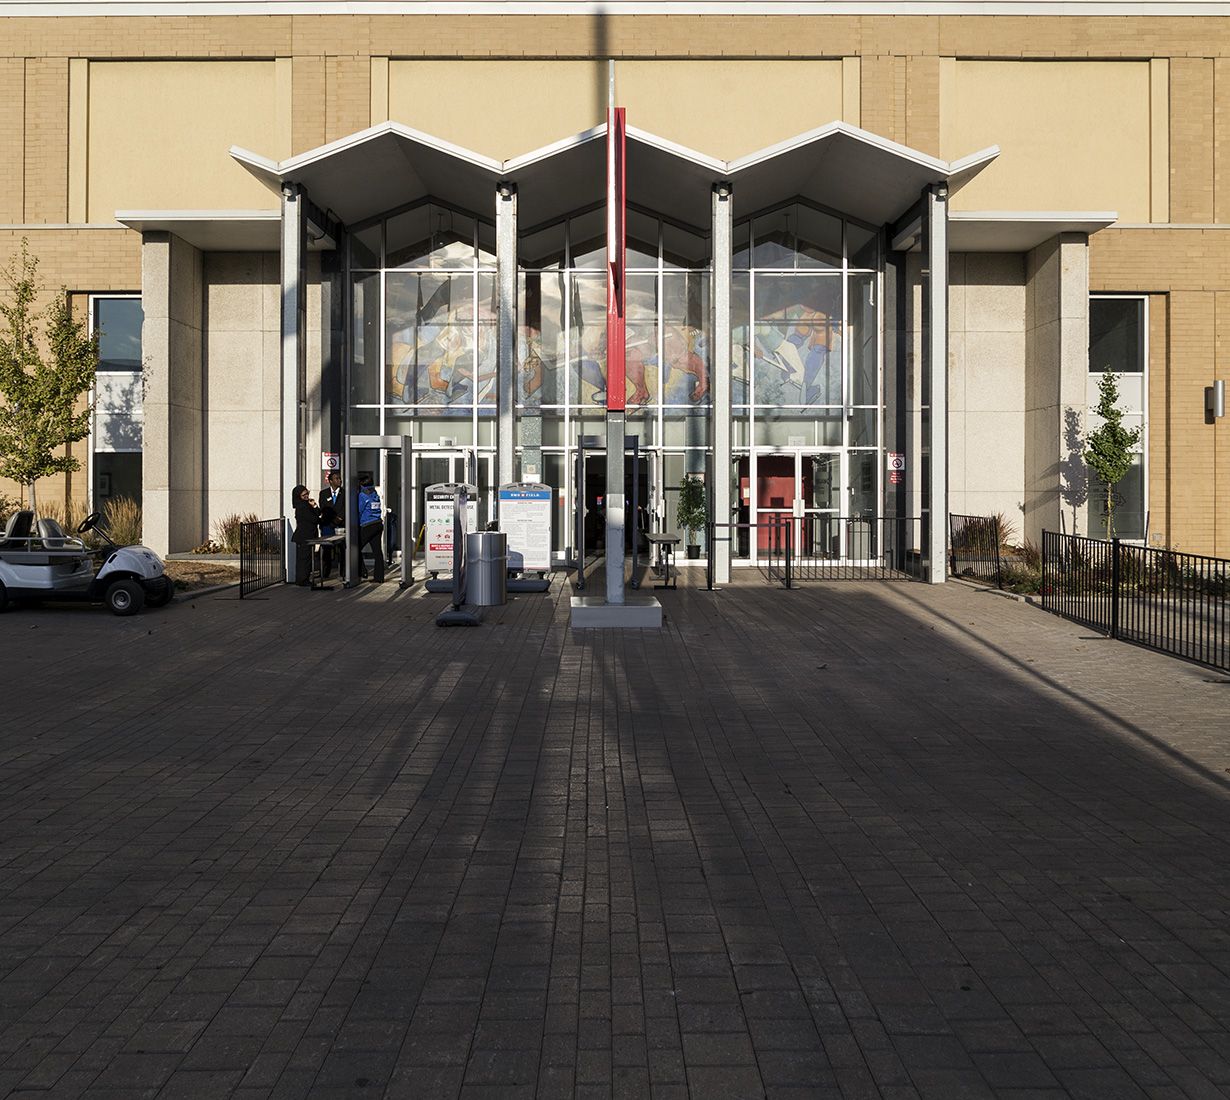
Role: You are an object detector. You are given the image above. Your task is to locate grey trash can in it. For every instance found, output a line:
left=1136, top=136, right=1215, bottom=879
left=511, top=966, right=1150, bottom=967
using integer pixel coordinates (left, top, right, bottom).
left=466, top=531, right=508, bottom=606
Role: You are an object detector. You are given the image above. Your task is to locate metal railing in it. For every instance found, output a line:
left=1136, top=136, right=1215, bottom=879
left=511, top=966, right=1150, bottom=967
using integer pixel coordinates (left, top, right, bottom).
left=789, top=516, right=924, bottom=581
left=949, top=514, right=1003, bottom=588
left=1042, top=531, right=1230, bottom=672
left=239, top=518, right=285, bottom=599
left=705, top=516, right=923, bottom=589
left=705, top=520, right=793, bottom=589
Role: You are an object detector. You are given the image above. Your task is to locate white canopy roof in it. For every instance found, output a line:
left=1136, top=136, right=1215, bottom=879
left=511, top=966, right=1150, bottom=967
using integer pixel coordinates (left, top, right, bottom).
left=228, top=118, right=999, bottom=234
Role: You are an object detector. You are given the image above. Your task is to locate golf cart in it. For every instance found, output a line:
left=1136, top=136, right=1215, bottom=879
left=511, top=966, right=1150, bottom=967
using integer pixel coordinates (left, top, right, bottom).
left=0, top=509, right=172, bottom=616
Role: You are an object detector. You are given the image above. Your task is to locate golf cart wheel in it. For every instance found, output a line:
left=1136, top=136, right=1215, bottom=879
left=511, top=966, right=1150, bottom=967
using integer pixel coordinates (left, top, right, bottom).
left=77, top=511, right=101, bottom=534
left=0, top=580, right=7, bottom=614
left=146, top=576, right=173, bottom=608
left=105, top=579, right=144, bottom=617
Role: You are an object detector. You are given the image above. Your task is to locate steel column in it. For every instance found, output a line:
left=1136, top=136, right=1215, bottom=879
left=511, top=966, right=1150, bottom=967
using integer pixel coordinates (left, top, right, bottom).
left=923, top=184, right=949, bottom=584
left=711, top=182, right=733, bottom=585
left=280, top=183, right=307, bottom=576
left=496, top=183, right=518, bottom=500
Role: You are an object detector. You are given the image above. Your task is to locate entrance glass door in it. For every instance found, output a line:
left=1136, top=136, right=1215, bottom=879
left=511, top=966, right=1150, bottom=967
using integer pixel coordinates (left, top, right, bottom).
left=746, top=449, right=845, bottom=564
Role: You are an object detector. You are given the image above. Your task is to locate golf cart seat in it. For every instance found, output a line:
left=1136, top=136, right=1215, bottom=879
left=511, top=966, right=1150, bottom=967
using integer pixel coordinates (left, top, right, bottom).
left=0, top=510, right=34, bottom=550
left=36, top=517, right=70, bottom=549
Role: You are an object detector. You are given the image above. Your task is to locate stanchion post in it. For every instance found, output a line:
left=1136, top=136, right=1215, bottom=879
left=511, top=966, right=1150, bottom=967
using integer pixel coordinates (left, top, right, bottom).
left=1111, top=537, right=1121, bottom=639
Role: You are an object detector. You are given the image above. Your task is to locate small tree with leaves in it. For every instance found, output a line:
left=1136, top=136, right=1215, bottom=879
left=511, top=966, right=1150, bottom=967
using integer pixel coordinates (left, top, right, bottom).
left=1083, top=371, right=1142, bottom=538
left=0, top=241, right=98, bottom=517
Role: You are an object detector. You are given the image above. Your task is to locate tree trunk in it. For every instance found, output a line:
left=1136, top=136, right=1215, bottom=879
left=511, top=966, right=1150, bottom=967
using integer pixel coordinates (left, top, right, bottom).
left=27, top=480, right=37, bottom=518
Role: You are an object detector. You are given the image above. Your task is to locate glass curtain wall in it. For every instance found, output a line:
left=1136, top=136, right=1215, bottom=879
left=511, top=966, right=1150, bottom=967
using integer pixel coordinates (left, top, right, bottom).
left=350, top=202, right=498, bottom=449
left=732, top=201, right=882, bottom=560
left=518, top=208, right=712, bottom=555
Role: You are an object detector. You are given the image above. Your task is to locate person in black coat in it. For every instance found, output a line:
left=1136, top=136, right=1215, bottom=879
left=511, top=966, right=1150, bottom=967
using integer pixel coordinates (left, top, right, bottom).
left=291, top=484, right=322, bottom=586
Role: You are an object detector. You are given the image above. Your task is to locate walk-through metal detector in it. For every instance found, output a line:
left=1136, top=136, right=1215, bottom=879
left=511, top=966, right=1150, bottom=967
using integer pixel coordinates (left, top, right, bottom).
left=573, top=434, right=641, bottom=591
left=343, top=433, right=413, bottom=589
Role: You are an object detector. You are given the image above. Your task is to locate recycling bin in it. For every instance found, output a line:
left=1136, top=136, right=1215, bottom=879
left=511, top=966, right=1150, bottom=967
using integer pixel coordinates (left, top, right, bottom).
left=466, top=531, right=508, bottom=606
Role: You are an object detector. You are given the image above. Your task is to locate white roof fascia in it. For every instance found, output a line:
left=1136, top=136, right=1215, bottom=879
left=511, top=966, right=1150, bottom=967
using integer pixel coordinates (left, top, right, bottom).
left=946, top=145, right=1000, bottom=195
left=947, top=209, right=1119, bottom=252
left=228, top=146, right=283, bottom=196
left=624, top=125, right=728, bottom=175
left=729, top=120, right=950, bottom=177
left=503, top=123, right=607, bottom=175
left=949, top=210, right=1119, bottom=226
left=7, top=3, right=1230, bottom=16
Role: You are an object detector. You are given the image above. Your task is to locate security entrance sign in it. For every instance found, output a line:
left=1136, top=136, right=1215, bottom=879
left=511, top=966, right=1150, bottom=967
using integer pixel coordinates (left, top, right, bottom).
left=499, top=483, right=552, bottom=572
left=425, top=483, right=477, bottom=575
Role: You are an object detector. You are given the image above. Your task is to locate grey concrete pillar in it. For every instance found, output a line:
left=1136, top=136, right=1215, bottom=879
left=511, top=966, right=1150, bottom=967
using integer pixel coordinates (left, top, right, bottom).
left=141, top=230, right=204, bottom=557
left=711, top=182, right=733, bottom=585
left=923, top=184, right=949, bottom=584
left=1025, top=232, right=1091, bottom=544
left=281, top=183, right=307, bottom=567
left=496, top=183, right=518, bottom=498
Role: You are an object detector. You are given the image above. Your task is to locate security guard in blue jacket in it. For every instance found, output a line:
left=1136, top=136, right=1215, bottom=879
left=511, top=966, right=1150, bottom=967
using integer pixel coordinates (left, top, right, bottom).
left=357, top=475, right=385, bottom=583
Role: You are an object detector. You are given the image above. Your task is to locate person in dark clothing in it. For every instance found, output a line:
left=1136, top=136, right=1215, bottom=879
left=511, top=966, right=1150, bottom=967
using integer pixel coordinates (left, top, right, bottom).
left=357, top=475, right=385, bottom=583
left=318, top=470, right=344, bottom=580
left=291, top=484, right=322, bottom=586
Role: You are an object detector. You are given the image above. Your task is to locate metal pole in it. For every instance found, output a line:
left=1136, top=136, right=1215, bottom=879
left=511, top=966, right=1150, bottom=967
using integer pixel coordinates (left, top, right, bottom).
left=496, top=184, right=518, bottom=498
left=712, top=182, right=733, bottom=585
left=575, top=448, right=586, bottom=590
left=1111, top=537, right=1121, bottom=639
left=399, top=435, right=414, bottom=588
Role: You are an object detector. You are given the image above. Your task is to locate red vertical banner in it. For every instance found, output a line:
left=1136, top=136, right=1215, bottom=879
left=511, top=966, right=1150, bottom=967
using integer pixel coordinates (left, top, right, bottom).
left=606, top=107, right=626, bottom=412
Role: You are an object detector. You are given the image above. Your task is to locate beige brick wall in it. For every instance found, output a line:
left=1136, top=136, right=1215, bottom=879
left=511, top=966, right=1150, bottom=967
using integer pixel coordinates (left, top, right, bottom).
left=862, top=55, right=905, bottom=145
left=0, top=59, right=23, bottom=224
left=1165, top=292, right=1219, bottom=553
left=23, top=57, right=68, bottom=223
left=292, top=55, right=327, bottom=155
left=1217, top=58, right=1230, bottom=224
left=1170, top=58, right=1215, bottom=224
left=326, top=55, right=371, bottom=145
left=905, top=54, right=940, bottom=156
left=1091, top=229, right=1230, bottom=554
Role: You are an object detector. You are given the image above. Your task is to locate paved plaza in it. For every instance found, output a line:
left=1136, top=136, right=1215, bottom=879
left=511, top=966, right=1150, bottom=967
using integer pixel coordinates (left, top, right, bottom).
left=1, top=567, right=1229, bottom=1099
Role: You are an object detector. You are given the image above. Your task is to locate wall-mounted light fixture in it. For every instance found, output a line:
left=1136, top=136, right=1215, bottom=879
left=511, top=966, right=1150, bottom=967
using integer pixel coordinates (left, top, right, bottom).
left=1207, top=380, right=1226, bottom=418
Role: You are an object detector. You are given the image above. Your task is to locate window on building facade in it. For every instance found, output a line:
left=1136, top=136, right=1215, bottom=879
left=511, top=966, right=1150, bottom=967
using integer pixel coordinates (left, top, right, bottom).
left=1088, top=296, right=1147, bottom=540
left=91, top=295, right=144, bottom=508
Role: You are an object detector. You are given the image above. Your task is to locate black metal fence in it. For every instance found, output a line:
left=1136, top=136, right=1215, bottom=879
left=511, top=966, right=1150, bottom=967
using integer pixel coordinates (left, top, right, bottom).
left=239, top=518, right=285, bottom=599
left=789, top=516, right=924, bottom=581
left=949, top=514, right=1003, bottom=588
left=1042, top=531, right=1230, bottom=672
left=705, top=517, right=923, bottom=589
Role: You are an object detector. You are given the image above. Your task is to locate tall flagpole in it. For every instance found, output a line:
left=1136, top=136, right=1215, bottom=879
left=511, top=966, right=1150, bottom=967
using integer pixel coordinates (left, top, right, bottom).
left=605, top=96, right=627, bottom=605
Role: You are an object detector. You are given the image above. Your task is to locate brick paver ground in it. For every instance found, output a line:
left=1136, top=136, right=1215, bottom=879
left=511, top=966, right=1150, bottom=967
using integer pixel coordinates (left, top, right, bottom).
left=1, top=566, right=1229, bottom=1099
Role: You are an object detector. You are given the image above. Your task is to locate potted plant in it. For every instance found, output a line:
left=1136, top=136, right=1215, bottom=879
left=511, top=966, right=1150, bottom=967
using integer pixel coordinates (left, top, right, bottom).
left=676, top=473, right=709, bottom=559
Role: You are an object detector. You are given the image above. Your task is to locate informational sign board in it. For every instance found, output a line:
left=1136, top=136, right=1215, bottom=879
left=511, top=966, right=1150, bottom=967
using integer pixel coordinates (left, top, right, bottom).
left=321, top=452, right=340, bottom=471
left=425, top=483, right=476, bottom=574
left=887, top=452, right=905, bottom=486
left=499, top=483, right=552, bottom=572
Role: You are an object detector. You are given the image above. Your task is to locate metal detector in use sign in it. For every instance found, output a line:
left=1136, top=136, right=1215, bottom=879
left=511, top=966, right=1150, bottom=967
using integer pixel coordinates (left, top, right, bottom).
left=425, top=483, right=477, bottom=575
left=499, top=484, right=552, bottom=572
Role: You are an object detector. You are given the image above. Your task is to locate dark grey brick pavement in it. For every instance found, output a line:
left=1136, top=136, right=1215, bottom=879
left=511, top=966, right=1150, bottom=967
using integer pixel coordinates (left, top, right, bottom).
left=1, top=568, right=1229, bottom=1098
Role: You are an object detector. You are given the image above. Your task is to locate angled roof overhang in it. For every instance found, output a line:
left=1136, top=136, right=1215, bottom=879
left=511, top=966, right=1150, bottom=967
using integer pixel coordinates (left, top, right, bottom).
left=229, top=119, right=1000, bottom=239
left=948, top=210, right=1119, bottom=252
left=727, top=123, right=998, bottom=228
left=231, top=123, right=505, bottom=227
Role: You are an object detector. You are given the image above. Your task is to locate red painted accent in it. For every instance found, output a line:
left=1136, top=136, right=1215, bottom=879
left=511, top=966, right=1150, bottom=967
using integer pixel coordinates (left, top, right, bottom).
left=606, top=107, right=626, bottom=412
